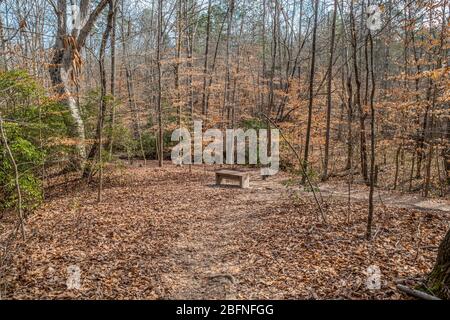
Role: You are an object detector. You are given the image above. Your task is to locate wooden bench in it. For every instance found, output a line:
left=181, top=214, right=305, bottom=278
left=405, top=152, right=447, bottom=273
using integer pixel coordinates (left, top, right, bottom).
left=215, top=170, right=250, bottom=189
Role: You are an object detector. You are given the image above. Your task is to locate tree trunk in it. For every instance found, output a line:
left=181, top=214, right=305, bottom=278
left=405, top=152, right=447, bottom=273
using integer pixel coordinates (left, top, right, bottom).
left=427, top=228, right=450, bottom=299
left=107, top=1, right=118, bottom=160
left=302, top=0, right=319, bottom=183
left=349, top=0, right=368, bottom=183
left=0, top=13, right=8, bottom=71
left=156, top=0, right=163, bottom=167
left=175, top=0, right=182, bottom=133
left=393, top=144, right=402, bottom=190
left=49, top=43, right=87, bottom=166
left=120, top=11, right=146, bottom=163
left=84, top=1, right=115, bottom=179
left=322, top=0, right=338, bottom=181
left=445, top=118, right=450, bottom=187
left=223, top=0, right=235, bottom=127
left=49, top=0, right=110, bottom=168
left=366, top=29, right=376, bottom=240
left=201, top=0, right=212, bottom=117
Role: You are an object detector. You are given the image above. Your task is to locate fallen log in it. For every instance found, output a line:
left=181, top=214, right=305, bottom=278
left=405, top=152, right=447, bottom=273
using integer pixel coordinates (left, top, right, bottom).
left=396, top=284, right=441, bottom=300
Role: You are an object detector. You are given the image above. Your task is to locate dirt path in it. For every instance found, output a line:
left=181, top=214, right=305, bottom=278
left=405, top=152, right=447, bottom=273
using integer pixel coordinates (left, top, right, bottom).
left=158, top=171, right=289, bottom=299
left=316, top=183, right=450, bottom=213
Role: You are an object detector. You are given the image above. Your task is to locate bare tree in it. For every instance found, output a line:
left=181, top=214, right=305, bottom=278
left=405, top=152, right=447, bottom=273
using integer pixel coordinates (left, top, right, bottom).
left=366, top=26, right=376, bottom=240
left=323, top=0, right=338, bottom=181
left=302, top=0, right=319, bottom=183
left=49, top=0, right=110, bottom=167
left=156, top=0, right=163, bottom=167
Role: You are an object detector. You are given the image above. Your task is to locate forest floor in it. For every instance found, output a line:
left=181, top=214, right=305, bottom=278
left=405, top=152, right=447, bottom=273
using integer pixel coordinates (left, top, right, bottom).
left=1, top=161, right=449, bottom=299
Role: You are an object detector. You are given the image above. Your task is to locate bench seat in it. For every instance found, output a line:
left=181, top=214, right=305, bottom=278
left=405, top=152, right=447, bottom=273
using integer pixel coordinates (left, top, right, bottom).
left=215, top=170, right=250, bottom=189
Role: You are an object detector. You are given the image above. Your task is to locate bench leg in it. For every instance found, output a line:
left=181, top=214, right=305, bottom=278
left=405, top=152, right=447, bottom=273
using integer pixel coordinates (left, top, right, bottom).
left=240, top=176, right=250, bottom=189
left=216, top=175, right=223, bottom=186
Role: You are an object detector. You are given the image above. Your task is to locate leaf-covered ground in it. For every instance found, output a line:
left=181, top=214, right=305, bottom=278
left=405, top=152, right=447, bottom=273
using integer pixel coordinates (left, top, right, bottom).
left=1, top=162, right=449, bottom=299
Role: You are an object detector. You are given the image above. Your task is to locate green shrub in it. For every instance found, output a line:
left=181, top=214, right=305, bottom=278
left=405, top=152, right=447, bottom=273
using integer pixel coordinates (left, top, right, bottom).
left=0, top=70, right=68, bottom=212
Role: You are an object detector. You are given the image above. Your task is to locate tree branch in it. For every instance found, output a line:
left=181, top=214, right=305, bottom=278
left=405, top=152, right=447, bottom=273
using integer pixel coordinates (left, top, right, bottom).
left=76, top=0, right=110, bottom=49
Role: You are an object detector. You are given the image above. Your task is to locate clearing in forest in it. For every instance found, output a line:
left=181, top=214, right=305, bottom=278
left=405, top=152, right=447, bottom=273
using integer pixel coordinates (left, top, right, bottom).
left=2, top=162, right=449, bottom=299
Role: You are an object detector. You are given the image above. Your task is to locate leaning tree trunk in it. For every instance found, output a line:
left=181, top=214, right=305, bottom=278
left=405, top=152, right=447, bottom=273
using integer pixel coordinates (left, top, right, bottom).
left=49, top=38, right=87, bottom=166
left=426, top=228, right=450, bottom=299
left=49, top=0, right=110, bottom=168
